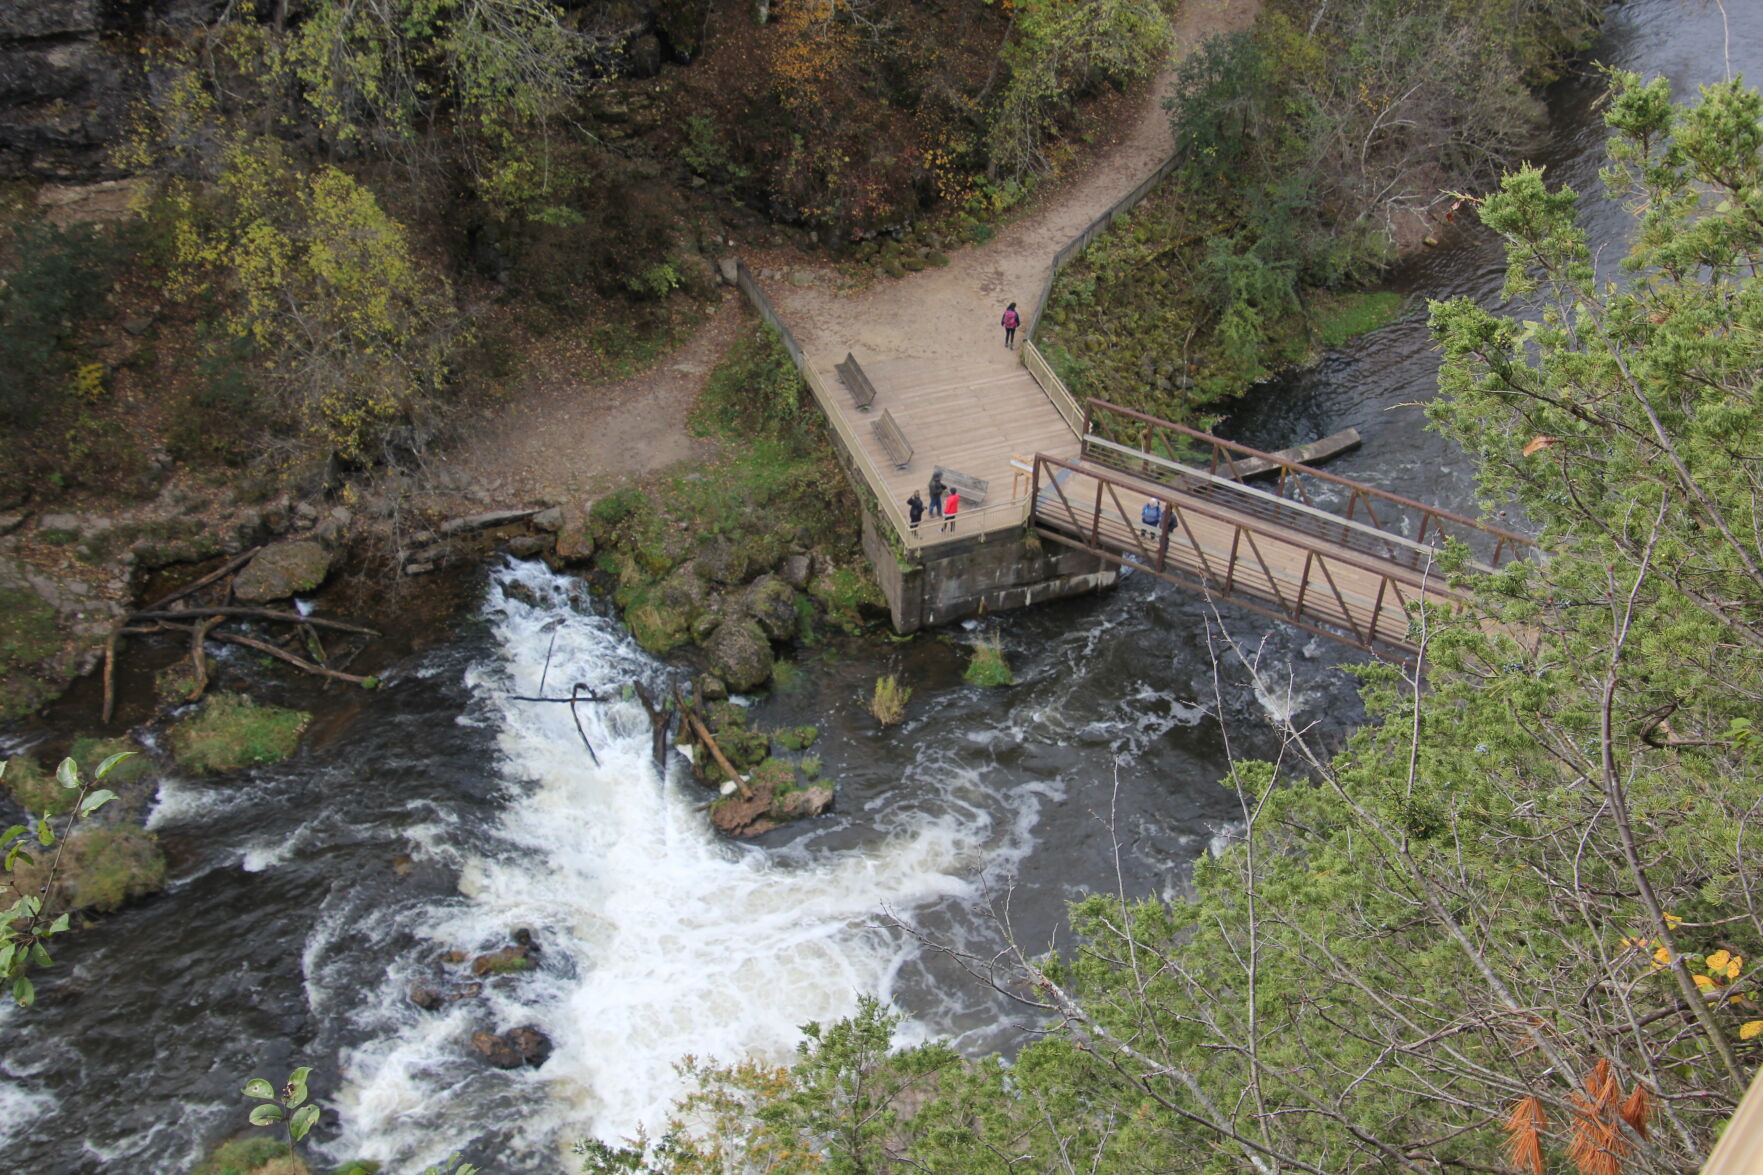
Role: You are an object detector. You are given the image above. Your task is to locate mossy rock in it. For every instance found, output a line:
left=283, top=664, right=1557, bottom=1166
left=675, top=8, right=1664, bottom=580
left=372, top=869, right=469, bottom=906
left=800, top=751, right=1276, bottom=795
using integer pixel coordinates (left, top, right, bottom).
left=717, top=726, right=771, bottom=772
left=751, top=757, right=796, bottom=796
left=880, top=258, right=905, bottom=280
left=189, top=1136, right=309, bottom=1175
left=8, top=824, right=167, bottom=914
left=2, top=755, right=72, bottom=816
left=627, top=595, right=691, bottom=655
left=68, top=736, right=151, bottom=785
left=901, top=256, right=927, bottom=272
left=707, top=700, right=748, bottom=731
left=705, top=617, right=774, bottom=693
left=926, top=251, right=950, bottom=267
left=775, top=725, right=819, bottom=751
left=169, top=693, right=310, bottom=774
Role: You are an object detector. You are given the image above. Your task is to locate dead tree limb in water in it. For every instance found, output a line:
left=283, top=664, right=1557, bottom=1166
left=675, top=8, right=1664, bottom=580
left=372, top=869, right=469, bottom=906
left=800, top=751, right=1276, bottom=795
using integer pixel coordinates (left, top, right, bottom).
left=632, top=681, right=673, bottom=773
left=567, top=682, right=602, bottom=767
left=139, top=548, right=261, bottom=612
left=101, top=629, right=120, bottom=725
left=674, top=687, right=750, bottom=800
left=188, top=614, right=225, bottom=702
left=140, top=620, right=375, bottom=686
left=128, top=607, right=379, bottom=636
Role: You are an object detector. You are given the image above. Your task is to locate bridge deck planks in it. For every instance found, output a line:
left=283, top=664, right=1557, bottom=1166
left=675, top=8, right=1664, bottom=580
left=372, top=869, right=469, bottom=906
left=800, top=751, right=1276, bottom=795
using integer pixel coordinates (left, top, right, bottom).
left=814, top=355, right=1080, bottom=521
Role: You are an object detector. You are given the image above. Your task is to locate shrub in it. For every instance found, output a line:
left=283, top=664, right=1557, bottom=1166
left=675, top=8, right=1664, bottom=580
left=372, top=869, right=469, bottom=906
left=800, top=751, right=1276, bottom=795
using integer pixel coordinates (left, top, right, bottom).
left=0, top=220, right=126, bottom=430
left=963, top=633, right=1015, bottom=688
left=871, top=674, right=910, bottom=726
left=169, top=693, right=310, bottom=774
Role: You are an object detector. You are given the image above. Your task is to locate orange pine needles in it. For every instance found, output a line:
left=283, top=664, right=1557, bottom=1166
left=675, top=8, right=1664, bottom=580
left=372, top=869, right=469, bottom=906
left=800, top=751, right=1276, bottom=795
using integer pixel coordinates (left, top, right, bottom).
left=1505, top=1095, right=1547, bottom=1175
left=1504, top=1063, right=1653, bottom=1175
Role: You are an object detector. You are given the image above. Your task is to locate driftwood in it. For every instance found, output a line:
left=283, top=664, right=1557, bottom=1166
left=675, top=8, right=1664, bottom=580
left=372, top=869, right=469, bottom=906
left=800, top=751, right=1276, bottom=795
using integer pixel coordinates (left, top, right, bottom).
left=566, top=683, right=601, bottom=767
left=632, top=681, right=673, bottom=773
left=139, top=547, right=261, bottom=612
left=128, top=607, right=379, bottom=636
left=188, top=614, right=224, bottom=701
left=101, top=629, right=120, bottom=725
left=674, top=687, right=750, bottom=800
left=137, top=620, right=374, bottom=686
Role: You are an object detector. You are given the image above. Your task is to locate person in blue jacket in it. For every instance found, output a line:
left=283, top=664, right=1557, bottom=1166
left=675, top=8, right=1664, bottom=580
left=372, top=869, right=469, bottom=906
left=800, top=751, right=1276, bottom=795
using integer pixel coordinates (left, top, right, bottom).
left=1141, top=498, right=1162, bottom=539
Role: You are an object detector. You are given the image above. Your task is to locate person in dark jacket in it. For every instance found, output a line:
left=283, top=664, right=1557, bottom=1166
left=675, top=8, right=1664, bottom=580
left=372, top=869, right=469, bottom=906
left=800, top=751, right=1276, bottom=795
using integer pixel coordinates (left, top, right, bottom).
left=1001, top=302, right=1020, bottom=349
left=928, top=472, right=946, bottom=520
left=907, top=490, right=925, bottom=535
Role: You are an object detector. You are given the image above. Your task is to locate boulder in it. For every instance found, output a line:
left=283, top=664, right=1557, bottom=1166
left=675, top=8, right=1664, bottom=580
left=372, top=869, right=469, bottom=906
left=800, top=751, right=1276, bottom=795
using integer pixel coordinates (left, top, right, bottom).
left=410, top=987, right=443, bottom=1011
left=506, top=534, right=551, bottom=559
left=694, top=534, right=749, bottom=585
left=741, top=575, right=798, bottom=641
left=658, top=563, right=710, bottom=614
left=774, top=785, right=834, bottom=821
left=472, top=945, right=534, bottom=976
left=716, top=257, right=739, bottom=286
left=778, top=553, right=812, bottom=588
left=705, top=618, right=773, bottom=693
left=532, top=506, right=565, bottom=533
left=697, top=673, right=728, bottom=702
left=555, top=526, right=595, bottom=564
left=710, top=790, right=777, bottom=838
left=469, top=1024, right=552, bottom=1070
left=233, top=540, right=332, bottom=603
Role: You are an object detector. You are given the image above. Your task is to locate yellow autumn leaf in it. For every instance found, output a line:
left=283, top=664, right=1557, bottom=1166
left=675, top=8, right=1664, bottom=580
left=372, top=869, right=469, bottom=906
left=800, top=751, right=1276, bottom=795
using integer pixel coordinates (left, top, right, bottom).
left=1694, top=974, right=1716, bottom=990
left=1742, top=1021, right=1763, bottom=1041
left=1664, top=913, right=1683, bottom=927
left=1654, top=946, right=1674, bottom=967
left=1708, top=950, right=1732, bottom=972
left=1730, top=955, right=1745, bottom=979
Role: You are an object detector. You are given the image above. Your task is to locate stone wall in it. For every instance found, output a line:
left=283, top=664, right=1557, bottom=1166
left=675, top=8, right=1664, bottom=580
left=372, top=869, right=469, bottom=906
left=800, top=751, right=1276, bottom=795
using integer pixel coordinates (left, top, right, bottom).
left=861, top=512, right=1116, bottom=633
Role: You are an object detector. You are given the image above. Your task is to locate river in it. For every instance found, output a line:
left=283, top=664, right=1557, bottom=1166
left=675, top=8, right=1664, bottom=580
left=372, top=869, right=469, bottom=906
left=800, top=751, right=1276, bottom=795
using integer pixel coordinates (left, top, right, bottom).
left=4, top=1, right=1760, bottom=1170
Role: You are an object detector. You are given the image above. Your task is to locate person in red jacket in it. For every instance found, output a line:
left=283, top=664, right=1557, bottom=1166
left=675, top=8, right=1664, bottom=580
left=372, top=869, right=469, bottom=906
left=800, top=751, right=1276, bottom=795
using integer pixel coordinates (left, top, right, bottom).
left=942, top=485, right=960, bottom=532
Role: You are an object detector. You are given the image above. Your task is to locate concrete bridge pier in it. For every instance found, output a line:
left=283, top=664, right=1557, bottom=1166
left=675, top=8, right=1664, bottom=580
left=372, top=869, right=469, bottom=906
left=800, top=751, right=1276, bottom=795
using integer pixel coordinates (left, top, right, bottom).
left=860, top=510, right=1117, bottom=633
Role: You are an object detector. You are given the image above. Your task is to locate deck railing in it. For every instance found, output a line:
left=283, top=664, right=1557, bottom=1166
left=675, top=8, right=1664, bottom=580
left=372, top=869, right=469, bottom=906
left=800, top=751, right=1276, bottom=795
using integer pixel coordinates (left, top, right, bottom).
left=1082, top=399, right=1537, bottom=569
left=1021, top=339, right=1084, bottom=436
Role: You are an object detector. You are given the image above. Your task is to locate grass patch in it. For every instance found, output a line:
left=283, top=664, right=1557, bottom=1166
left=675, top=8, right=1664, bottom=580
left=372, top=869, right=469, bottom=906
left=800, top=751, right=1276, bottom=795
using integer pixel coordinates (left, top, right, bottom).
left=871, top=674, right=910, bottom=726
left=775, top=725, right=819, bottom=751
left=189, top=1137, right=307, bottom=1175
left=1310, top=290, right=1405, bottom=348
left=963, top=633, right=1016, bottom=688
left=800, top=754, right=823, bottom=779
left=169, top=692, right=310, bottom=774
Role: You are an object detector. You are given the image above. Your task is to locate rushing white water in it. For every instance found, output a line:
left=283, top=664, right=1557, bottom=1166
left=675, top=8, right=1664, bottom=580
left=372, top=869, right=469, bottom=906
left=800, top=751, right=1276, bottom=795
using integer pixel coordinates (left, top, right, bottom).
left=325, top=561, right=1044, bottom=1170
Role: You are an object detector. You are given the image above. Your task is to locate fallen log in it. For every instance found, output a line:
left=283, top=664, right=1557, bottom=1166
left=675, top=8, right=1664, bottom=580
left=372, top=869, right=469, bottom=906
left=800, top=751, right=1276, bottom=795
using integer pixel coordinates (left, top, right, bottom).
left=632, top=681, right=673, bottom=774
left=1220, top=428, right=1363, bottom=480
left=187, top=614, right=224, bottom=701
left=566, top=683, right=601, bottom=767
left=101, top=629, right=119, bottom=725
left=141, top=620, right=376, bottom=686
left=128, top=607, right=379, bottom=636
left=139, top=547, right=261, bottom=612
left=674, top=687, right=750, bottom=800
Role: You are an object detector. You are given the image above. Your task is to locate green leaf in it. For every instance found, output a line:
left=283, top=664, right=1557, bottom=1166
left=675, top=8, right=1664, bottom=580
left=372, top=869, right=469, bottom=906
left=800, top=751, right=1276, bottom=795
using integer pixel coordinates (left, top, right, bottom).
left=285, top=1065, right=313, bottom=1108
left=1, top=824, right=24, bottom=847
left=289, top=1102, right=320, bottom=1142
left=78, top=789, right=116, bottom=817
left=94, top=751, right=135, bottom=780
left=29, top=943, right=51, bottom=968
left=243, top=1077, right=277, bottom=1100
left=55, top=758, right=79, bottom=790
left=47, top=912, right=69, bottom=934
left=35, top=818, right=53, bottom=847
left=248, top=1102, right=285, bottom=1126
left=0, top=943, right=16, bottom=976
left=12, top=974, right=34, bottom=1006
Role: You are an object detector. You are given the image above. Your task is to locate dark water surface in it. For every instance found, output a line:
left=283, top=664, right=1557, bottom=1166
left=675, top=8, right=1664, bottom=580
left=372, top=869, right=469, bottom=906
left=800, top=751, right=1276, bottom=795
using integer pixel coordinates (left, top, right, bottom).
left=5, top=3, right=1761, bottom=1169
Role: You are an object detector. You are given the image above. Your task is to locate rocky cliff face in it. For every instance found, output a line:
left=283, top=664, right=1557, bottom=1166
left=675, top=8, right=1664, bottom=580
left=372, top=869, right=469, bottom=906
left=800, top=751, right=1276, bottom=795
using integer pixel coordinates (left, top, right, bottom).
left=0, top=0, right=220, bottom=181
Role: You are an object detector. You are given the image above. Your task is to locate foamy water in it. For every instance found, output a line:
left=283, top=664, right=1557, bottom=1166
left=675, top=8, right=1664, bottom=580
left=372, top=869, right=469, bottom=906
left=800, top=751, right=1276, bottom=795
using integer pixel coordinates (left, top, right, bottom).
left=325, top=561, right=1044, bottom=1169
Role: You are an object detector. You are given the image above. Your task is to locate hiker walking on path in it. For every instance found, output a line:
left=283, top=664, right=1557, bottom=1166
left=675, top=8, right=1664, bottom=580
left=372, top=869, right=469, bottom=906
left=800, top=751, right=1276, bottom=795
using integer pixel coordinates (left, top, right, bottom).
left=907, top=490, right=925, bottom=535
left=1001, top=302, right=1020, bottom=349
left=928, top=471, right=946, bottom=521
left=1141, top=498, right=1162, bottom=539
left=942, top=485, right=961, bottom=532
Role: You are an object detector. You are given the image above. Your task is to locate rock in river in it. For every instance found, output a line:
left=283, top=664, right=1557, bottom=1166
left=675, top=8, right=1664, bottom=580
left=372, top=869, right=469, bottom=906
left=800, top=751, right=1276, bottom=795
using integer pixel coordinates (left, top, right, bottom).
left=705, top=618, right=773, bottom=693
left=233, top=540, right=332, bottom=603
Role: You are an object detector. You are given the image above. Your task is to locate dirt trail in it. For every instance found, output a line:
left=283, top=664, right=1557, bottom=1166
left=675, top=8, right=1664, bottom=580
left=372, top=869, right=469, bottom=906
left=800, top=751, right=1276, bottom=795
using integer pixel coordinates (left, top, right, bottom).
left=764, top=0, right=1258, bottom=371
left=440, top=0, right=1258, bottom=504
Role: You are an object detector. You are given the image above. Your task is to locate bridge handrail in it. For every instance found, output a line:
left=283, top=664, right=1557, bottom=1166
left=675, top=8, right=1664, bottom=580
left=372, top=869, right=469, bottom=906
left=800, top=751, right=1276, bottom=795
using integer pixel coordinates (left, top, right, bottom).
left=1032, top=451, right=1466, bottom=597
left=1081, top=433, right=1498, bottom=573
left=1084, top=399, right=1537, bottom=555
left=1021, top=339, right=1084, bottom=435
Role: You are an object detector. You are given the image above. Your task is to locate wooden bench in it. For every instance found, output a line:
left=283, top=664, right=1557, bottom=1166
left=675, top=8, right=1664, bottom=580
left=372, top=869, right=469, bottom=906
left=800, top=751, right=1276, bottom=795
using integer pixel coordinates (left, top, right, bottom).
left=932, top=465, right=988, bottom=508
left=835, top=351, right=877, bottom=411
left=873, top=409, right=914, bottom=469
